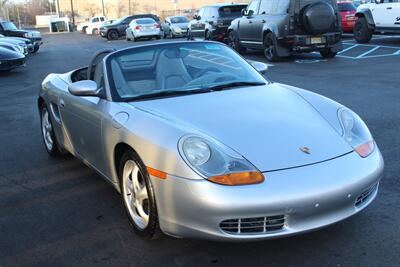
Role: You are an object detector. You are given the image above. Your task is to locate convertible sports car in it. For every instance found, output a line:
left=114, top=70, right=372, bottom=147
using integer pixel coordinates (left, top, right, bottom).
left=38, top=41, right=384, bottom=240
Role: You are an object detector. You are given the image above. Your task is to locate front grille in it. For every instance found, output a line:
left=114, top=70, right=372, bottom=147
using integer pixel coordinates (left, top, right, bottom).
left=220, top=215, right=285, bottom=234
left=355, top=183, right=378, bottom=207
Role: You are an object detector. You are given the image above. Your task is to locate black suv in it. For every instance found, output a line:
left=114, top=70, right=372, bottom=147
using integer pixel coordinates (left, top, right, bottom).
left=187, top=3, right=248, bottom=42
left=100, top=14, right=160, bottom=40
left=0, top=21, right=43, bottom=53
left=228, top=0, right=342, bottom=61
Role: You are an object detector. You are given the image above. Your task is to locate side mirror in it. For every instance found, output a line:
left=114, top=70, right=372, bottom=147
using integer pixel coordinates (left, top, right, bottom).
left=249, top=61, right=268, bottom=75
left=241, top=9, right=247, bottom=16
left=68, top=80, right=100, bottom=97
left=195, top=15, right=201, bottom=20
left=247, top=10, right=254, bottom=17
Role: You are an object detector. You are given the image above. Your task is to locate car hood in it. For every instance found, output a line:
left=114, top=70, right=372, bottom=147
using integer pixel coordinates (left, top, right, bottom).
left=1, top=36, right=31, bottom=44
left=131, top=84, right=352, bottom=172
left=0, top=38, right=24, bottom=45
left=0, top=47, right=24, bottom=59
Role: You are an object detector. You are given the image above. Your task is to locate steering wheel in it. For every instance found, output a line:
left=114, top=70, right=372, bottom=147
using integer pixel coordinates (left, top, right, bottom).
left=185, top=72, right=237, bottom=88
left=193, top=67, right=221, bottom=79
left=87, top=49, right=116, bottom=80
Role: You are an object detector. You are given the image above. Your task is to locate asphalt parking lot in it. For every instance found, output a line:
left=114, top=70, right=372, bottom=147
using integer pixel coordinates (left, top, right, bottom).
left=0, top=32, right=399, bottom=267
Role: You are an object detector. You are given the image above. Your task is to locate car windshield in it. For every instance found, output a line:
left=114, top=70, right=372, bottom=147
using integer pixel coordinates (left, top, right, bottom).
left=338, top=3, right=356, bottom=11
left=135, top=19, right=155, bottom=25
left=1, top=22, right=18, bottom=31
left=170, top=17, right=189, bottom=23
left=106, top=42, right=267, bottom=101
left=218, top=5, right=247, bottom=17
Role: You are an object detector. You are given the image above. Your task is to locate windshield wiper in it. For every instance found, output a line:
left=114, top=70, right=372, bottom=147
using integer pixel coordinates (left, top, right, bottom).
left=204, top=81, right=266, bottom=91
left=125, top=87, right=214, bottom=101
left=124, top=81, right=266, bottom=102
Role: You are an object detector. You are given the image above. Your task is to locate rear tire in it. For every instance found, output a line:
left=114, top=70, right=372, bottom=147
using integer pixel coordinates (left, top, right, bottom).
left=320, top=48, right=337, bottom=58
left=264, top=32, right=280, bottom=62
left=354, top=17, right=373, bottom=44
left=107, top=30, right=119, bottom=41
left=228, top=31, right=246, bottom=54
left=119, top=149, right=161, bottom=239
left=40, top=104, right=63, bottom=157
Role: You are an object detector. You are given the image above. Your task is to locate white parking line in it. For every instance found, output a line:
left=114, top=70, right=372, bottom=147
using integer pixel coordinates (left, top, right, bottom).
left=356, top=46, right=380, bottom=58
left=338, top=44, right=358, bottom=54
left=342, top=42, right=400, bottom=50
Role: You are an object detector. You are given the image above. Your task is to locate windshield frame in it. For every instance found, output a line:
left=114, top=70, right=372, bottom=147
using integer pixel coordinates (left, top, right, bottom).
left=104, top=41, right=269, bottom=102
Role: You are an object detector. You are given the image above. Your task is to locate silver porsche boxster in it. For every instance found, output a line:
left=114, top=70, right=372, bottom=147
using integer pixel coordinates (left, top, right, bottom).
left=38, top=41, right=384, bottom=241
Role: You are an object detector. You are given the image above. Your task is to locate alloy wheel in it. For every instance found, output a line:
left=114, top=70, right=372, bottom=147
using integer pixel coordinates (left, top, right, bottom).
left=41, top=108, right=53, bottom=151
left=122, top=160, right=150, bottom=229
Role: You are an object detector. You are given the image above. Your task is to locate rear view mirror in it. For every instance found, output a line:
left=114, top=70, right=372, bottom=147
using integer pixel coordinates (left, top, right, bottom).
left=68, top=80, right=100, bottom=97
left=249, top=61, right=268, bottom=75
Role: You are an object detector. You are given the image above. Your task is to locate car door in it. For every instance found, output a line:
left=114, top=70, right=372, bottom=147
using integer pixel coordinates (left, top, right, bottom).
left=58, top=65, right=107, bottom=174
left=238, top=0, right=260, bottom=42
left=372, top=0, right=399, bottom=28
left=383, top=0, right=400, bottom=28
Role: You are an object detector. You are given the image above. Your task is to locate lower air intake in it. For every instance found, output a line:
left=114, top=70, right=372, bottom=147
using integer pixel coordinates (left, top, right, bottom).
left=355, top=183, right=378, bottom=207
left=220, top=215, right=285, bottom=235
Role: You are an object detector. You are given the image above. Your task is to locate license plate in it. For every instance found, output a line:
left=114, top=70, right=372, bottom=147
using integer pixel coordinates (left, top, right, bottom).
left=311, top=37, right=322, bottom=44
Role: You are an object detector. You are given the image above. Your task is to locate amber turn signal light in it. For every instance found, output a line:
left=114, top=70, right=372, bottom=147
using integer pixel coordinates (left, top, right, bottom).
left=355, top=141, right=374, bottom=158
left=147, top=167, right=167, bottom=179
left=208, top=171, right=265, bottom=186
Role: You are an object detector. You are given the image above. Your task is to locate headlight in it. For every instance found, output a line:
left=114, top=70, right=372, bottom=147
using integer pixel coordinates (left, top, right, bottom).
left=179, top=135, right=264, bottom=185
left=338, top=108, right=374, bottom=157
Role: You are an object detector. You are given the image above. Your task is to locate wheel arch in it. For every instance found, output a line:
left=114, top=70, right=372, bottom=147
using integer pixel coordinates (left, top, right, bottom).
left=262, top=29, right=273, bottom=45
left=355, top=9, right=375, bottom=30
left=114, top=142, right=138, bottom=179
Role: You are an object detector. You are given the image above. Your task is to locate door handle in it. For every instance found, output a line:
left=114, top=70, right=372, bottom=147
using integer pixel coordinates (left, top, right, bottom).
left=249, top=20, right=253, bottom=24
left=60, top=99, right=65, bottom=107
left=261, top=19, right=266, bottom=23
left=387, top=7, right=392, bottom=9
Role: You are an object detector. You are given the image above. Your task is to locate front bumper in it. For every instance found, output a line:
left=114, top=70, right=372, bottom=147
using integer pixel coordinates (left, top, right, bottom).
left=209, top=26, right=229, bottom=42
left=29, top=37, right=42, bottom=47
left=150, top=149, right=383, bottom=240
left=0, top=57, right=26, bottom=71
left=100, top=29, right=108, bottom=38
left=134, top=30, right=161, bottom=38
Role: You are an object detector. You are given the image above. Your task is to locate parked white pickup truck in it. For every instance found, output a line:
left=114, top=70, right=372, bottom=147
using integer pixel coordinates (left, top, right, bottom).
left=77, top=16, right=107, bottom=35
left=354, top=0, right=400, bottom=43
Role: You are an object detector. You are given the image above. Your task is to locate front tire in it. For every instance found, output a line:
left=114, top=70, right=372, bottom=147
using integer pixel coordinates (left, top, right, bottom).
left=119, top=150, right=160, bottom=239
left=264, top=32, right=280, bottom=62
left=40, top=104, right=63, bottom=157
left=354, top=17, right=373, bottom=43
left=107, top=30, right=119, bottom=41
